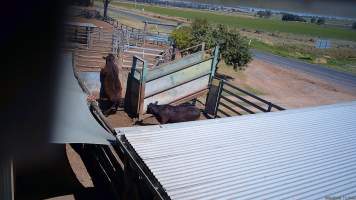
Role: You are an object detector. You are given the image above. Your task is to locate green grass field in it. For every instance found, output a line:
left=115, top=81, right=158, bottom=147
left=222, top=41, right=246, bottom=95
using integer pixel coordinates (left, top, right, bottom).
left=251, top=40, right=356, bottom=75
left=112, top=1, right=356, bottom=42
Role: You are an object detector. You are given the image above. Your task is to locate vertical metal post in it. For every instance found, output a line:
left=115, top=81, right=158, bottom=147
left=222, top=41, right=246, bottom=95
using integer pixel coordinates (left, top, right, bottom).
left=143, top=21, right=147, bottom=50
left=86, top=27, right=90, bottom=48
left=267, top=102, right=272, bottom=112
left=209, top=45, right=220, bottom=84
left=141, top=60, right=148, bottom=82
left=213, top=79, right=224, bottom=118
left=138, top=59, right=148, bottom=120
left=0, top=159, right=14, bottom=200
left=131, top=56, right=138, bottom=75
left=201, top=42, right=206, bottom=52
left=112, top=29, right=118, bottom=54
left=143, top=21, right=148, bottom=33
left=99, top=27, right=103, bottom=40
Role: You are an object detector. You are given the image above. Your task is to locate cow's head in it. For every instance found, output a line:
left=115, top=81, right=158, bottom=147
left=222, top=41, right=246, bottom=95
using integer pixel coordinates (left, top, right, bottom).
left=147, top=101, right=159, bottom=115
left=103, top=54, right=115, bottom=64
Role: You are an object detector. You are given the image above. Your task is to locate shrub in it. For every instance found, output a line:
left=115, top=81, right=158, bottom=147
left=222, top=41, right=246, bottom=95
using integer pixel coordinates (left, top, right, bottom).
left=191, top=18, right=210, bottom=45
left=257, top=10, right=272, bottom=18
left=170, top=26, right=193, bottom=50
left=316, top=18, right=325, bottom=25
left=352, top=22, right=356, bottom=30
left=310, top=17, right=317, bottom=23
left=282, top=13, right=306, bottom=22
left=222, top=30, right=252, bottom=70
left=170, top=18, right=252, bottom=70
left=206, top=24, right=228, bottom=49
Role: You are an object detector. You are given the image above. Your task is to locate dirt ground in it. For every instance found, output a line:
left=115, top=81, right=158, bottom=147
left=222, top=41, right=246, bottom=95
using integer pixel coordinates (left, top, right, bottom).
left=69, top=17, right=114, bottom=31
left=233, top=59, right=356, bottom=109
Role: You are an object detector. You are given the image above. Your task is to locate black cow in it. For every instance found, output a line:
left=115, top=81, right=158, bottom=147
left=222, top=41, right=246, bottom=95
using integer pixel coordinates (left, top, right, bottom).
left=147, top=102, right=201, bottom=124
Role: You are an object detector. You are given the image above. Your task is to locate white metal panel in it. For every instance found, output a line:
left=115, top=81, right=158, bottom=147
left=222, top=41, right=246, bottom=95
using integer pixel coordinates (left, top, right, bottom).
left=122, top=101, right=356, bottom=200
left=146, top=51, right=204, bottom=81
left=145, top=59, right=212, bottom=97
left=143, top=75, right=209, bottom=112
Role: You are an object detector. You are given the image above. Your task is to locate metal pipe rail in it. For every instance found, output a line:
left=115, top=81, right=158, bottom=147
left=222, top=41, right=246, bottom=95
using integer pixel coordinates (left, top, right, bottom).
left=206, top=77, right=285, bottom=118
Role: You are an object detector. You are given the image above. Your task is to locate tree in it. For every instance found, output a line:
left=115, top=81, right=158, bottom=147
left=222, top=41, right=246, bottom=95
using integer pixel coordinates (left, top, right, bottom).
left=316, top=18, right=325, bottom=25
left=353, top=22, right=356, bottom=30
left=103, top=0, right=111, bottom=19
left=222, top=30, right=252, bottom=70
left=170, top=18, right=253, bottom=70
left=191, top=18, right=210, bottom=45
left=206, top=24, right=228, bottom=49
left=265, top=10, right=272, bottom=18
left=170, top=26, right=193, bottom=49
left=257, top=10, right=272, bottom=18
left=72, top=0, right=93, bottom=6
left=282, top=13, right=306, bottom=22
left=310, top=17, right=317, bottom=23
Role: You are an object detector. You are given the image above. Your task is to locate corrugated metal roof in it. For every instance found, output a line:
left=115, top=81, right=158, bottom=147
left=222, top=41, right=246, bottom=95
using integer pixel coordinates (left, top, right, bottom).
left=121, top=102, right=356, bottom=200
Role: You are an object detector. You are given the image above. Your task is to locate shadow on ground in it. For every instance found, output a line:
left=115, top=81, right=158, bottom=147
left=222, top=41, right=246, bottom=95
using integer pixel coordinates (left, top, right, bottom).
left=15, top=144, right=118, bottom=200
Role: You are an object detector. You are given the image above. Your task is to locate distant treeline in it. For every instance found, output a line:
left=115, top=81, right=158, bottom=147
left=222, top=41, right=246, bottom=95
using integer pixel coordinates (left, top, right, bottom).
left=71, top=0, right=93, bottom=6
left=256, top=10, right=272, bottom=18
left=281, top=13, right=326, bottom=25
left=126, top=0, right=247, bottom=12
left=281, top=13, right=307, bottom=22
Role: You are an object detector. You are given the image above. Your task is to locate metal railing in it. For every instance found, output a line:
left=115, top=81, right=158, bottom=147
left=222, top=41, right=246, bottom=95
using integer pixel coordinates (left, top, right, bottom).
left=207, top=77, right=285, bottom=118
left=154, top=43, right=206, bottom=67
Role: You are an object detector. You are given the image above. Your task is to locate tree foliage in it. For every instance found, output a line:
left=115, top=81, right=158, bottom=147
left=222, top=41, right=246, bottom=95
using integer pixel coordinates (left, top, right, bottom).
left=316, top=18, right=325, bottom=25
left=191, top=18, right=210, bottom=45
left=256, top=10, right=272, bottom=18
left=222, top=30, right=252, bottom=70
left=170, top=18, right=252, bottom=70
left=310, top=17, right=317, bottom=23
left=282, top=13, right=306, bottom=22
left=170, top=26, right=193, bottom=49
left=71, top=0, right=93, bottom=6
left=352, top=22, right=356, bottom=30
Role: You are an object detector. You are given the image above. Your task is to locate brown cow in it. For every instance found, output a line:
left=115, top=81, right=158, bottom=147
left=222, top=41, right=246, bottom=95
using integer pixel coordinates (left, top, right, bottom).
left=99, top=54, right=123, bottom=116
left=147, top=102, right=201, bottom=124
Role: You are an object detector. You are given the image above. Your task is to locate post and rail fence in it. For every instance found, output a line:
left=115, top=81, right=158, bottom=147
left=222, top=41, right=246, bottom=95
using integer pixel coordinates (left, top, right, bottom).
left=205, top=77, right=285, bottom=119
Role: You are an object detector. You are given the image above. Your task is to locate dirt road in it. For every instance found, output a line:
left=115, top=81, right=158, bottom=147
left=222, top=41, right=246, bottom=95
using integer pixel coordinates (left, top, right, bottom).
left=253, top=50, right=356, bottom=92
left=234, top=58, right=356, bottom=109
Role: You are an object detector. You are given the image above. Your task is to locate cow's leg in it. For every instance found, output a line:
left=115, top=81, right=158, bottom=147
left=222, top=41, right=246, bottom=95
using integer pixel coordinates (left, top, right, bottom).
left=191, top=98, right=197, bottom=106
left=159, top=116, right=169, bottom=124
